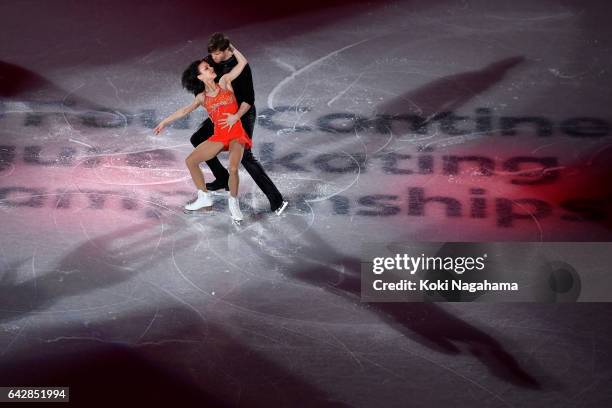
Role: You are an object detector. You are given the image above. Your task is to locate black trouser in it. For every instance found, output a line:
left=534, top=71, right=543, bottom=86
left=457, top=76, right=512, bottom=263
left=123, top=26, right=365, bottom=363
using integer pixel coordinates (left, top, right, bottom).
left=190, top=106, right=284, bottom=211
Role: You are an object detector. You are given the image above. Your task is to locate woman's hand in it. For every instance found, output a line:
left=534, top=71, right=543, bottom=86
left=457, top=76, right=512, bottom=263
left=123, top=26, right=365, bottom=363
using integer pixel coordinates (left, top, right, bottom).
left=154, top=97, right=202, bottom=135
left=153, top=121, right=166, bottom=135
left=219, top=113, right=239, bottom=130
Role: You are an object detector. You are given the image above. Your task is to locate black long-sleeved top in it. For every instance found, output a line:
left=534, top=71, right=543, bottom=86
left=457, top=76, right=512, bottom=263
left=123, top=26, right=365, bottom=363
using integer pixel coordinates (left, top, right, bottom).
left=213, top=55, right=255, bottom=108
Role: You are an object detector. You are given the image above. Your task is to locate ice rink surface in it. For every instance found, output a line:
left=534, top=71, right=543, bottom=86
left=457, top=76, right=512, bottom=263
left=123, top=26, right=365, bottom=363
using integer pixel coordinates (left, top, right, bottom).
left=1, top=0, right=612, bottom=406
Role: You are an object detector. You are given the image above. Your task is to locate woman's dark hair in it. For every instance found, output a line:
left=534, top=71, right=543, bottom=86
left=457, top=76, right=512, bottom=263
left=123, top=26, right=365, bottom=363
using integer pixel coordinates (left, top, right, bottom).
left=181, top=59, right=204, bottom=95
left=207, top=32, right=230, bottom=53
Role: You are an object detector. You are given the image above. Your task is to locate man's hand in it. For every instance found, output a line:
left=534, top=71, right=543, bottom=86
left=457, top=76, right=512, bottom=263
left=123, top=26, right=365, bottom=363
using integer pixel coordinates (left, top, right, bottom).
left=153, top=122, right=166, bottom=135
left=219, top=113, right=239, bottom=130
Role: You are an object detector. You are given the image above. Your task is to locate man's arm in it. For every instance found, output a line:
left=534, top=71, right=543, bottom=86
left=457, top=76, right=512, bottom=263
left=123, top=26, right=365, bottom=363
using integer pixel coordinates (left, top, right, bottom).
left=219, top=101, right=251, bottom=130
left=235, top=102, right=252, bottom=119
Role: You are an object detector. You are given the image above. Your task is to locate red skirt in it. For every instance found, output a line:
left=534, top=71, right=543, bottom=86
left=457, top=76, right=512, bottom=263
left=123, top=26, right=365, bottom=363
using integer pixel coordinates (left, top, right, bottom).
left=208, top=123, right=252, bottom=151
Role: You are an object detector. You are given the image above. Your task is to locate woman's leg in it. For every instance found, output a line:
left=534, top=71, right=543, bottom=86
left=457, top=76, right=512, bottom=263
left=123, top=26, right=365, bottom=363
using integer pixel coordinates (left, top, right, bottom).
left=185, top=140, right=224, bottom=191
left=227, top=140, right=245, bottom=197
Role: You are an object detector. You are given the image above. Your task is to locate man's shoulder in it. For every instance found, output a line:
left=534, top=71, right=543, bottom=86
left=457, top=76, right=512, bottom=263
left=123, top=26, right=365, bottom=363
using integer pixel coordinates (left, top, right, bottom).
left=240, top=63, right=253, bottom=75
left=220, top=56, right=253, bottom=71
left=232, top=63, right=253, bottom=82
left=220, top=55, right=239, bottom=68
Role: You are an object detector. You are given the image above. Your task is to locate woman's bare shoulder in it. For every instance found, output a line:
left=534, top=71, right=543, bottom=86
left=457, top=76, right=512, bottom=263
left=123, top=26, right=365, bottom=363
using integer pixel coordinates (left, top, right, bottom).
left=195, top=92, right=206, bottom=103
left=218, top=76, right=233, bottom=92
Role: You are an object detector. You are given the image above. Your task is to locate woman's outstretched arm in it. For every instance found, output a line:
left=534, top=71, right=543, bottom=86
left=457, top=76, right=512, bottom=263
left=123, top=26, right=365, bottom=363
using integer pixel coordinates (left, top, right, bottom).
left=154, top=94, right=204, bottom=135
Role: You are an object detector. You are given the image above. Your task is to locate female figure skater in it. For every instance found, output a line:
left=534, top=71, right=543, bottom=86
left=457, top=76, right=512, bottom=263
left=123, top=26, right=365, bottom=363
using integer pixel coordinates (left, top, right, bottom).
left=154, top=45, right=251, bottom=222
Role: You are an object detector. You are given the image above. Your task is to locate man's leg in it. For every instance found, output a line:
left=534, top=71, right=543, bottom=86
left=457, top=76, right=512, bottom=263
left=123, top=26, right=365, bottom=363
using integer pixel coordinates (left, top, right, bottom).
left=240, top=108, right=285, bottom=211
left=191, top=119, right=229, bottom=190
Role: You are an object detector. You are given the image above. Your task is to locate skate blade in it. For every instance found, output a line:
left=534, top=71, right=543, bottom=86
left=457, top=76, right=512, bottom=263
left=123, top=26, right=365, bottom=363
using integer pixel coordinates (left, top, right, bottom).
left=231, top=218, right=243, bottom=226
left=275, top=201, right=289, bottom=216
left=183, top=206, right=214, bottom=215
left=210, top=190, right=229, bottom=196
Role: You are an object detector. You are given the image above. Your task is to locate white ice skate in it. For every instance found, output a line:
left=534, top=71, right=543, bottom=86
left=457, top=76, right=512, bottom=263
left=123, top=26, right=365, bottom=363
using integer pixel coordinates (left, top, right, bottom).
left=184, top=190, right=213, bottom=211
left=228, top=195, right=244, bottom=224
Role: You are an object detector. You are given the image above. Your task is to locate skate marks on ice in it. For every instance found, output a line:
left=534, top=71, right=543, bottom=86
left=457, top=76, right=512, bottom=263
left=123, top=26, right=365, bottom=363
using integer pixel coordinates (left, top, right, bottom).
left=0, top=302, right=350, bottom=407
left=0, top=218, right=203, bottom=323
left=228, top=218, right=549, bottom=405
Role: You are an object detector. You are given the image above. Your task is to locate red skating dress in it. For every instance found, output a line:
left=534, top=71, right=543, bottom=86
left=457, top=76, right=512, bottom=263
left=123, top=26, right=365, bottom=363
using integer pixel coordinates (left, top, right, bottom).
left=203, top=86, right=253, bottom=150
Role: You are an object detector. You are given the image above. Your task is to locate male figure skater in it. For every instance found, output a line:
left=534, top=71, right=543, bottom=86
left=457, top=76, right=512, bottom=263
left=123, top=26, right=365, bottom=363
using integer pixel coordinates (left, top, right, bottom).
left=189, top=32, right=288, bottom=215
